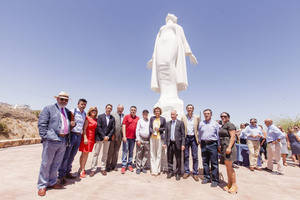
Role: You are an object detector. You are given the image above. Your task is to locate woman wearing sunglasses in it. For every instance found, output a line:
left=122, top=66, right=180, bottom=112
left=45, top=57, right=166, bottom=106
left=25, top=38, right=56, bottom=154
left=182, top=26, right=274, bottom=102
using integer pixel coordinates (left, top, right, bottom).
left=219, top=112, right=238, bottom=194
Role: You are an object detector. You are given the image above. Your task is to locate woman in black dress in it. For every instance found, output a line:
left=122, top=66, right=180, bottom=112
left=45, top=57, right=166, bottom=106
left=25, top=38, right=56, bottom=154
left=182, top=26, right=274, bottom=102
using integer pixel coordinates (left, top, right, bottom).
left=219, top=112, right=238, bottom=194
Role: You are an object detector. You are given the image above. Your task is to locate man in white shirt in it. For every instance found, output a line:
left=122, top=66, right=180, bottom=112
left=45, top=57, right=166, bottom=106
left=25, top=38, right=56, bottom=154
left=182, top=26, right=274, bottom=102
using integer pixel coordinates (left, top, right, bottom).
left=135, top=110, right=150, bottom=174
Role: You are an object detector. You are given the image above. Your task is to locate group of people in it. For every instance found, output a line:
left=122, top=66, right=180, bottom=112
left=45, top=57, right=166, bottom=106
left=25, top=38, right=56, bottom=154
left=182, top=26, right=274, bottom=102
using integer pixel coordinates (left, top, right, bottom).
left=238, top=121, right=300, bottom=170
left=36, top=91, right=300, bottom=197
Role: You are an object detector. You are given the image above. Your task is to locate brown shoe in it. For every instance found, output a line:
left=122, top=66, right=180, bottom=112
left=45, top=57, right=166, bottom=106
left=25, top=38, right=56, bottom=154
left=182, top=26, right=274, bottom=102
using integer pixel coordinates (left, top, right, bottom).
left=249, top=167, right=255, bottom=171
left=47, top=183, right=64, bottom=189
left=192, top=174, right=199, bottom=182
left=38, top=188, right=46, bottom=196
left=183, top=173, right=190, bottom=179
left=254, top=167, right=262, bottom=171
left=90, top=171, right=96, bottom=177
left=101, top=170, right=107, bottom=176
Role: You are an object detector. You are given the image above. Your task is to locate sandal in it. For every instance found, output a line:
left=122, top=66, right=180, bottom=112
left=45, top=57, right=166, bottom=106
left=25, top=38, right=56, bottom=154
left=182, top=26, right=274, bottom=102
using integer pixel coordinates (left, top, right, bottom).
left=80, top=170, right=86, bottom=178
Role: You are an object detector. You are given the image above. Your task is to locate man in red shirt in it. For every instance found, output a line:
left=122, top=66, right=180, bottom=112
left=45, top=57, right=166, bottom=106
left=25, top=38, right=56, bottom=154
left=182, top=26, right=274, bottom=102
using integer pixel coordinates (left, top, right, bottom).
left=121, top=106, right=139, bottom=174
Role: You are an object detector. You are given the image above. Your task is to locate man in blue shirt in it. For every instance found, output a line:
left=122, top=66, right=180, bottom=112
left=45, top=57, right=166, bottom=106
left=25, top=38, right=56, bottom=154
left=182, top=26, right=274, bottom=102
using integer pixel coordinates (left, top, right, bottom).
left=244, top=118, right=264, bottom=171
left=198, top=109, right=220, bottom=187
left=264, top=119, right=285, bottom=174
left=59, top=98, right=87, bottom=183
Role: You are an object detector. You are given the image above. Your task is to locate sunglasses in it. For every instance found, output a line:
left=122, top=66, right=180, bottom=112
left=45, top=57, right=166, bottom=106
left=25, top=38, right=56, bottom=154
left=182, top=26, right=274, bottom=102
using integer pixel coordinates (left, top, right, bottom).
left=220, top=115, right=228, bottom=118
left=59, top=98, right=68, bottom=102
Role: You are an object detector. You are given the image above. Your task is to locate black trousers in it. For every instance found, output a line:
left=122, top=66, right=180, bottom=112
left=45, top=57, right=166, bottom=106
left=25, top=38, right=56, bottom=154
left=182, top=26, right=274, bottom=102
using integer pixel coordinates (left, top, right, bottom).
left=167, top=141, right=181, bottom=175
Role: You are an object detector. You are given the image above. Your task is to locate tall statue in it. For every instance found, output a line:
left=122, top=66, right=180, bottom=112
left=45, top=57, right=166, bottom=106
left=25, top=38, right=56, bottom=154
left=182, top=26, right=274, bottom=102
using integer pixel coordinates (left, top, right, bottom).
left=147, top=13, right=198, bottom=119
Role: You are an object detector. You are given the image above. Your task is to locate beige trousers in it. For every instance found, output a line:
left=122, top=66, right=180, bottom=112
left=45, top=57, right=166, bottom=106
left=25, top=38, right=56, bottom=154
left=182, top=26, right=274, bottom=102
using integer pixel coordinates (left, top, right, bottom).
left=91, top=141, right=110, bottom=171
left=150, top=137, right=162, bottom=175
left=267, top=142, right=282, bottom=172
left=247, top=140, right=260, bottom=167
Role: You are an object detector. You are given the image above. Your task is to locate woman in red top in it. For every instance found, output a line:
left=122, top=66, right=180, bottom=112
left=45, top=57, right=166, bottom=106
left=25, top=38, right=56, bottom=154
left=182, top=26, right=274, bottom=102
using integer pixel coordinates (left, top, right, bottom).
left=78, top=107, right=98, bottom=178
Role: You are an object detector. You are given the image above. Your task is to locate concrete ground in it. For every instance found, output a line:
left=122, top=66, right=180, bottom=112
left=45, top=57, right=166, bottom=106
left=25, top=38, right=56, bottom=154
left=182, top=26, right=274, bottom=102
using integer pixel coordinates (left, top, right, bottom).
left=0, top=144, right=299, bottom=200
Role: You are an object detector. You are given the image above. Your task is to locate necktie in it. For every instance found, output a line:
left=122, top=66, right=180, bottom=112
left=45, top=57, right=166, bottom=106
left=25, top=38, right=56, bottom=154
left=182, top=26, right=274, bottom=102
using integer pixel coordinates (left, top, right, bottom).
left=61, top=108, right=68, bottom=134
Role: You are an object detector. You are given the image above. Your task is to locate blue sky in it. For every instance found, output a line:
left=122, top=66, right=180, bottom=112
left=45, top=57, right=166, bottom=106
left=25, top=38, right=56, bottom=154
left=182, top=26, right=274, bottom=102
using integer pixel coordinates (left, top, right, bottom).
left=0, top=0, right=299, bottom=125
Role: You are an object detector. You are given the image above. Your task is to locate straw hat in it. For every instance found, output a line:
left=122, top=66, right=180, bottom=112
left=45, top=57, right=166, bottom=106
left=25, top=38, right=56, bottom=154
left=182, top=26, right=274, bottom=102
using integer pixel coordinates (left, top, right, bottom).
left=54, top=91, right=69, bottom=99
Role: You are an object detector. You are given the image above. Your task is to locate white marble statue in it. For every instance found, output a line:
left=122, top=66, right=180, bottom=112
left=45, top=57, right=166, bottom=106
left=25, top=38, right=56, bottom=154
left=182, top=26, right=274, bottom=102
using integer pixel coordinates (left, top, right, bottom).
left=147, top=13, right=198, bottom=119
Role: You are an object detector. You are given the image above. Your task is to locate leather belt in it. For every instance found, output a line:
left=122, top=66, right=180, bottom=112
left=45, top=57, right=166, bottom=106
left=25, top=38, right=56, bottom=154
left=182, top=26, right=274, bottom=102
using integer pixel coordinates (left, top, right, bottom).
left=71, top=132, right=81, bottom=136
left=58, top=134, right=68, bottom=138
left=201, top=140, right=217, bottom=145
left=187, top=135, right=195, bottom=137
left=140, top=136, right=150, bottom=141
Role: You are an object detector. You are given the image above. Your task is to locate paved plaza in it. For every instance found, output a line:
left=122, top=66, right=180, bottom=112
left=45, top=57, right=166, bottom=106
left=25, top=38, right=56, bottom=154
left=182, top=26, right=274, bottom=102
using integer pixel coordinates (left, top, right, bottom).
left=0, top=144, right=299, bottom=200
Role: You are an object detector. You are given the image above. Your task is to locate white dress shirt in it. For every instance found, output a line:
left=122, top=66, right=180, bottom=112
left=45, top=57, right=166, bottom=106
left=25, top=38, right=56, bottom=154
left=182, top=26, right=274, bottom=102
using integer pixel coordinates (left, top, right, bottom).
left=136, top=118, right=150, bottom=141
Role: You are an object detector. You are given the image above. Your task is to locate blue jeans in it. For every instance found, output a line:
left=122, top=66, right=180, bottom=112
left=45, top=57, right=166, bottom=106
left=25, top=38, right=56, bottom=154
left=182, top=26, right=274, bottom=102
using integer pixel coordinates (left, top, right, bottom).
left=58, top=133, right=81, bottom=178
left=184, top=135, right=199, bottom=175
left=122, top=139, right=135, bottom=167
left=37, top=139, right=66, bottom=189
left=201, top=140, right=219, bottom=183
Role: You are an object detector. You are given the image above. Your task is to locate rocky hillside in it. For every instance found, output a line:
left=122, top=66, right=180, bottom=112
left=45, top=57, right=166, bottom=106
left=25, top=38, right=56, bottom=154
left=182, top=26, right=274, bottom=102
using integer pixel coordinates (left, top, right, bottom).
left=0, top=103, right=39, bottom=140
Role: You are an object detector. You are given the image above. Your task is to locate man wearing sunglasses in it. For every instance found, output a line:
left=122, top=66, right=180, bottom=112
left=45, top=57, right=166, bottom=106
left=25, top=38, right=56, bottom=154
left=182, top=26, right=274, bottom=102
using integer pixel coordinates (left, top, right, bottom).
left=37, top=91, right=75, bottom=196
left=59, top=98, right=87, bottom=183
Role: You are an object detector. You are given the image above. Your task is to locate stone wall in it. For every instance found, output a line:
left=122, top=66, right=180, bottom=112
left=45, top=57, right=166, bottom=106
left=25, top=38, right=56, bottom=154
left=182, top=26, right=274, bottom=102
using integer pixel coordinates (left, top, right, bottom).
left=0, top=138, right=41, bottom=148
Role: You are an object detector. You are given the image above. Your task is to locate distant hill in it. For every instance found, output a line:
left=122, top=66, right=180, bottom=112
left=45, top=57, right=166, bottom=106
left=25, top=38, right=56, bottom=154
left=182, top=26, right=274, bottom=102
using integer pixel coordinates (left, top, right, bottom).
left=0, top=103, right=39, bottom=140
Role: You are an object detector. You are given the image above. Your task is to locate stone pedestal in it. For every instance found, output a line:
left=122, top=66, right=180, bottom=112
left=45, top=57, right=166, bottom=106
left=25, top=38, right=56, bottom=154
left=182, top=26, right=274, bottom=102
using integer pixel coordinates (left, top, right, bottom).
left=154, top=97, right=184, bottom=120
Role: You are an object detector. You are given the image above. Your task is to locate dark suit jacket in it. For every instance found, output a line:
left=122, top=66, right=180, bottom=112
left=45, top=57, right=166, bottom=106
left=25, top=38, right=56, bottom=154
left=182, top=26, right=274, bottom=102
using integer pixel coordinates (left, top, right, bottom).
left=149, top=116, right=167, bottom=139
left=95, top=113, right=115, bottom=141
left=164, top=119, right=185, bottom=149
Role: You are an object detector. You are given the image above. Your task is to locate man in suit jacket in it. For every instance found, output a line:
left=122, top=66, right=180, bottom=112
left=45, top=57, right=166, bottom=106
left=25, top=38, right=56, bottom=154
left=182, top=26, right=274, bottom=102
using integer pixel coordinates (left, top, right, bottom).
left=163, top=110, right=185, bottom=181
left=106, top=104, right=124, bottom=171
left=181, top=104, right=200, bottom=181
left=37, top=91, right=75, bottom=196
left=90, top=104, right=115, bottom=176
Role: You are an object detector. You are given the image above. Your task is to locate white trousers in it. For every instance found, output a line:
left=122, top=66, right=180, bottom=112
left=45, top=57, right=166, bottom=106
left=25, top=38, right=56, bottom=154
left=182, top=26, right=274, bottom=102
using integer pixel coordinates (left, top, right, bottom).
left=267, top=142, right=282, bottom=172
left=91, top=141, right=110, bottom=171
left=150, top=137, right=162, bottom=175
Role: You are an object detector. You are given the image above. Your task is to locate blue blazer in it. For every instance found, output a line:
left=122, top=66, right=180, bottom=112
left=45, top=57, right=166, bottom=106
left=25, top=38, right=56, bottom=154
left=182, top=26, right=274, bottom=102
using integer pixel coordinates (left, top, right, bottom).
left=38, top=103, right=72, bottom=142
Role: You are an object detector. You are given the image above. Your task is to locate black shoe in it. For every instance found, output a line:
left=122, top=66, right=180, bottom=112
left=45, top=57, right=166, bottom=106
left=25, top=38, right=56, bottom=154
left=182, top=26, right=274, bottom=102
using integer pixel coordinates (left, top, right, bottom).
left=65, top=173, right=76, bottom=179
left=142, top=169, right=147, bottom=174
left=176, top=174, right=180, bottom=181
left=59, top=177, right=67, bottom=185
left=201, top=179, right=210, bottom=184
left=211, top=182, right=218, bottom=187
left=263, top=167, right=273, bottom=172
left=201, top=179, right=211, bottom=184
left=136, top=169, right=141, bottom=174
left=167, top=173, right=173, bottom=179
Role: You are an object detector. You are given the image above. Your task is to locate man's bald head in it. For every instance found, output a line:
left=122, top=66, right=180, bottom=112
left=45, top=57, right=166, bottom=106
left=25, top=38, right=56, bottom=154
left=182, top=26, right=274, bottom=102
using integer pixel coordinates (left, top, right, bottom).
left=264, top=119, right=273, bottom=127
left=117, top=104, right=124, bottom=114
left=171, top=110, right=178, bottom=120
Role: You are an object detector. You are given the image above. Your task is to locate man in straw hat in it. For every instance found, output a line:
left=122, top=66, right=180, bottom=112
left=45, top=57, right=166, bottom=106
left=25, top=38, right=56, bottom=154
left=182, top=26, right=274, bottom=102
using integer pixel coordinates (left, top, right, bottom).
left=37, top=91, right=75, bottom=196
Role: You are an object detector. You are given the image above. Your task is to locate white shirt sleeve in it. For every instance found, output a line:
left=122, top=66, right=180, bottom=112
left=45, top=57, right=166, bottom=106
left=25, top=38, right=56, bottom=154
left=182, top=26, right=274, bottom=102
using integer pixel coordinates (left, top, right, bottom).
left=136, top=119, right=141, bottom=141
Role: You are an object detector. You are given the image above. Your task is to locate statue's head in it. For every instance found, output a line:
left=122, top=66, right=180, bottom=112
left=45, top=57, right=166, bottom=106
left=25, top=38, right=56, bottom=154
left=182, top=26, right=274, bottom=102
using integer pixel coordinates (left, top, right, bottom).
left=165, top=13, right=178, bottom=24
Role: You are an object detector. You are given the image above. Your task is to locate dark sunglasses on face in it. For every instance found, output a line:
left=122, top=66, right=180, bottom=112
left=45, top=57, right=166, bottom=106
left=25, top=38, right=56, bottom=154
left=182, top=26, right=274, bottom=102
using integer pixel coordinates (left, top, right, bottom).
left=220, top=115, right=227, bottom=118
left=59, top=98, right=68, bottom=102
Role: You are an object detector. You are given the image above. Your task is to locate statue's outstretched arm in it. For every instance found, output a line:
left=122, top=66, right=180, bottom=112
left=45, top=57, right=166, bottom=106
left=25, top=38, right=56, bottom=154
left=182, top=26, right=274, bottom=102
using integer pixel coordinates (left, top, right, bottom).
left=179, top=26, right=198, bottom=65
left=147, top=32, right=160, bottom=69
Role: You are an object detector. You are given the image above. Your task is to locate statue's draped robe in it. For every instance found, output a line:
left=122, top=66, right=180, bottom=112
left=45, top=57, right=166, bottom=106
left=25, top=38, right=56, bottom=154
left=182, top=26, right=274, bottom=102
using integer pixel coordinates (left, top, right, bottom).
left=150, top=24, right=192, bottom=93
